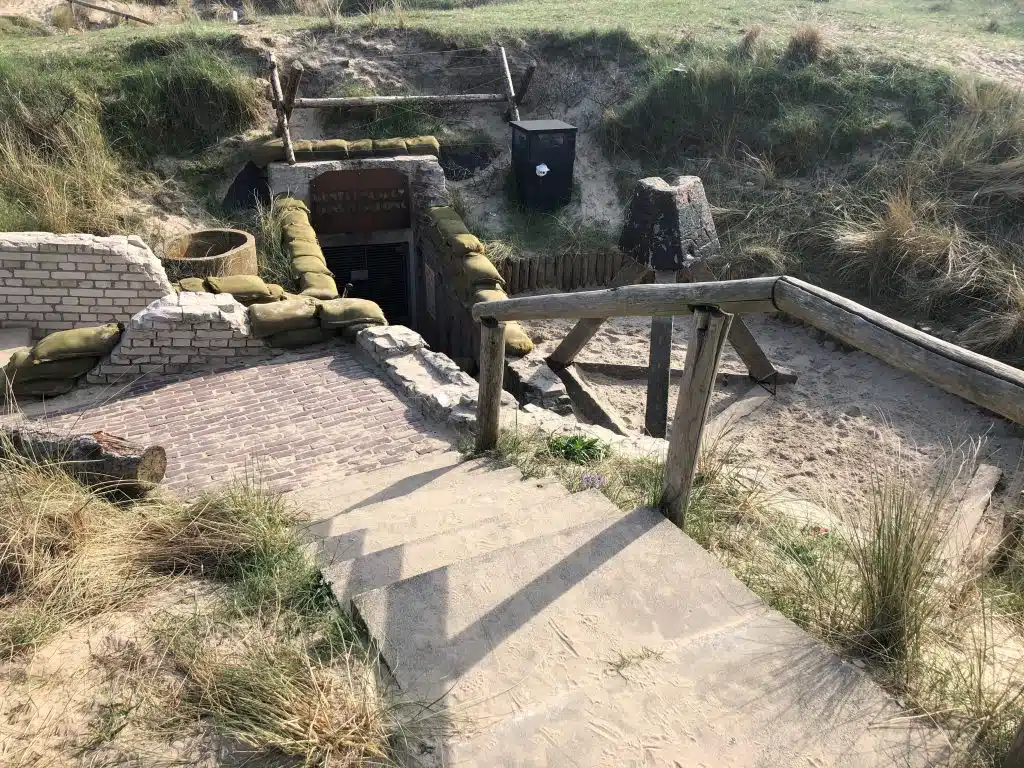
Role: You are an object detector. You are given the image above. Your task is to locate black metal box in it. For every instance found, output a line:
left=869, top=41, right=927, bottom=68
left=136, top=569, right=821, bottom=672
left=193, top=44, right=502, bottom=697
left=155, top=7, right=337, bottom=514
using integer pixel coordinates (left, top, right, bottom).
left=510, top=119, right=577, bottom=211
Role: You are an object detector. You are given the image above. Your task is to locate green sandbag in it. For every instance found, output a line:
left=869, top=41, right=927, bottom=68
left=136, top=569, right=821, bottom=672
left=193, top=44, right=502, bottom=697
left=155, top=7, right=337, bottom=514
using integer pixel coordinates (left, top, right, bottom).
left=340, top=322, right=375, bottom=341
left=428, top=207, right=467, bottom=232
left=286, top=240, right=326, bottom=262
left=11, top=378, right=77, bottom=399
left=31, top=324, right=122, bottom=363
left=281, top=222, right=318, bottom=245
left=248, top=138, right=284, bottom=166
left=504, top=321, right=534, bottom=357
left=279, top=210, right=310, bottom=229
left=5, top=351, right=99, bottom=383
left=319, top=298, right=387, bottom=330
left=205, top=275, right=272, bottom=301
left=450, top=232, right=485, bottom=257
left=274, top=196, right=309, bottom=214
left=267, top=283, right=287, bottom=300
left=461, top=253, right=506, bottom=290
left=406, top=135, right=440, bottom=155
left=267, top=327, right=329, bottom=349
left=347, top=138, right=374, bottom=158
left=179, top=277, right=208, bottom=293
left=299, top=272, right=340, bottom=300
left=300, top=139, right=349, bottom=160
left=472, top=287, right=508, bottom=304
left=1, top=347, right=30, bottom=386
left=291, top=256, right=333, bottom=277
left=373, top=137, right=408, bottom=157
left=248, top=297, right=320, bottom=338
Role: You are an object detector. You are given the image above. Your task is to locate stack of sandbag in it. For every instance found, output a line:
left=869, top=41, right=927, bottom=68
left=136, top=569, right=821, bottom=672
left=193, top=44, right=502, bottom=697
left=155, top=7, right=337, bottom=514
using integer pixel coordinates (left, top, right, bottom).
left=275, top=196, right=340, bottom=301
left=248, top=296, right=326, bottom=349
left=319, top=297, right=387, bottom=339
left=425, top=206, right=534, bottom=357
left=169, top=276, right=290, bottom=305
left=247, top=136, right=441, bottom=166
left=2, top=324, right=122, bottom=399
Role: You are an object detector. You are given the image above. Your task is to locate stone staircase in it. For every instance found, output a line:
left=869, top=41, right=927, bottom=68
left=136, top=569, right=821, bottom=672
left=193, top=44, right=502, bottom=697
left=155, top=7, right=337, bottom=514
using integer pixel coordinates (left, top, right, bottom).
left=291, top=451, right=945, bottom=767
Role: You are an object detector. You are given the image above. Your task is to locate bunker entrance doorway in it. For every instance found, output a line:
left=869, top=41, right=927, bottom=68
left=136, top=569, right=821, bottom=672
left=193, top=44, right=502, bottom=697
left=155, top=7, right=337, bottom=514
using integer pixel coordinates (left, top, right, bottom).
left=310, top=168, right=415, bottom=325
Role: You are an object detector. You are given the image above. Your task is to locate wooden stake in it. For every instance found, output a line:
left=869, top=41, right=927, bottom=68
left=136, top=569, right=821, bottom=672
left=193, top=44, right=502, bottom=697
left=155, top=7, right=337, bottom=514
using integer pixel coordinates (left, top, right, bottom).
left=661, top=308, right=734, bottom=528
left=645, top=270, right=676, bottom=438
left=278, top=61, right=304, bottom=137
left=475, top=318, right=506, bottom=452
left=498, top=46, right=520, bottom=122
left=515, top=63, right=537, bottom=107
left=67, top=0, right=153, bottom=25
left=291, top=92, right=506, bottom=108
left=268, top=54, right=296, bottom=165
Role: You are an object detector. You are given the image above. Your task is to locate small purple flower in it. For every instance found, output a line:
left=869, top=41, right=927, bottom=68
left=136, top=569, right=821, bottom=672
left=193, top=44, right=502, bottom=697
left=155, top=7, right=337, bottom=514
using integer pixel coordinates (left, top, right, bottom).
left=581, top=472, right=607, bottom=490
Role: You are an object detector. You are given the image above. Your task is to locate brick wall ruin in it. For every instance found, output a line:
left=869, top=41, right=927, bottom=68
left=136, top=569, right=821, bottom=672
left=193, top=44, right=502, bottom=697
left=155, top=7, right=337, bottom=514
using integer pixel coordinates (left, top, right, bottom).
left=0, top=233, right=174, bottom=340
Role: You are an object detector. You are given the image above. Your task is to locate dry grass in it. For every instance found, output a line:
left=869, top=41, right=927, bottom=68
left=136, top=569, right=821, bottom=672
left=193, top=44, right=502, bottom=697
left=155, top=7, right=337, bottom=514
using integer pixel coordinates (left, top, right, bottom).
left=784, top=25, right=826, bottom=65
left=733, top=25, right=763, bottom=61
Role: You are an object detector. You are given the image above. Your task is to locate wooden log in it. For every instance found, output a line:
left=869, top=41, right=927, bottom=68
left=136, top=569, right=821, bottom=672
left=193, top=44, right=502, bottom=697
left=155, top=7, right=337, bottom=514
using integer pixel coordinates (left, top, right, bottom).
left=473, top=276, right=777, bottom=322
left=1, top=427, right=167, bottom=494
left=68, top=0, right=153, bottom=24
left=941, top=463, right=1002, bottom=567
left=774, top=276, right=1024, bottom=425
left=554, top=364, right=631, bottom=436
left=475, top=318, right=506, bottom=452
left=704, top=384, right=772, bottom=444
left=281, top=61, right=305, bottom=128
left=661, top=308, right=734, bottom=528
left=268, top=55, right=296, bottom=165
left=498, top=46, right=520, bottom=122
left=515, top=63, right=536, bottom=106
left=291, top=93, right=506, bottom=108
left=547, top=260, right=649, bottom=368
left=645, top=270, right=677, bottom=438
left=685, top=262, right=781, bottom=383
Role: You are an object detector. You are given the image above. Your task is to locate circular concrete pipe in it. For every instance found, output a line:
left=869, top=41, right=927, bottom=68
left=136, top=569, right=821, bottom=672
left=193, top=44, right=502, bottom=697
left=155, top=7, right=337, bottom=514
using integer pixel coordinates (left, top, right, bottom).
left=162, top=229, right=257, bottom=279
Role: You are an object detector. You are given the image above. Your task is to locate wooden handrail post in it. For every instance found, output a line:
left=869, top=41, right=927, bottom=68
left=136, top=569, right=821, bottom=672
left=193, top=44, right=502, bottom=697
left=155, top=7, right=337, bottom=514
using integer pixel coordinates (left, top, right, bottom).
left=498, top=46, right=520, bottom=122
left=661, top=308, right=734, bottom=528
left=476, top=318, right=506, bottom=452
left=277, top=61, right=304, bottom=137
left=268, top=54, right=296, bottom=165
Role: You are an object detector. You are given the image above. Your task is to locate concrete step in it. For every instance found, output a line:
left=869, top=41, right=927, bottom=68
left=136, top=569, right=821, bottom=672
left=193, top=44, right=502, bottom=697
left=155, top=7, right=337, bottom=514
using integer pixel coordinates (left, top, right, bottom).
left=292, top=453, right=570, bottom=543
left=354, top=507, right=944, bottom=767
left=326, top=488, right=622, bottom=603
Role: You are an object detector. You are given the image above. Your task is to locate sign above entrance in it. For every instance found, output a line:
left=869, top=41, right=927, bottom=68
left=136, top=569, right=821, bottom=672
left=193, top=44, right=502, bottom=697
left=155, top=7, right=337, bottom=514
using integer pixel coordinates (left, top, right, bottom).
left=310, top=168, right=411, bottom=234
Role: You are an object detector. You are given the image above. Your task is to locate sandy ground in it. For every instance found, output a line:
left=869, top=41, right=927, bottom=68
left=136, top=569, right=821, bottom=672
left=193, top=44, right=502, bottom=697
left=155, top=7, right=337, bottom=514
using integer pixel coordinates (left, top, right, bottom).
left=524, top=311, right=1024, bottom=518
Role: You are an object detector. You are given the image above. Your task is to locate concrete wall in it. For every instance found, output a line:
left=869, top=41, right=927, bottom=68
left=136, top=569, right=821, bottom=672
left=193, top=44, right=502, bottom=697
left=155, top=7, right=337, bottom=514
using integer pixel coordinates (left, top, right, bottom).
left=87, top=292, right=268, bottom=385
left=0, top=233, right=174, bottom=340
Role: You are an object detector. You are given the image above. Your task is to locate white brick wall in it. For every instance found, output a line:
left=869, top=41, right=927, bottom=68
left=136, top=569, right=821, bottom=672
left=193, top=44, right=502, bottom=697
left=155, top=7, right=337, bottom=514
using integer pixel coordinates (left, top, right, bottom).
left=0, top=233, right=174, bottom=340
left=87, top=292, right=268, bottom=385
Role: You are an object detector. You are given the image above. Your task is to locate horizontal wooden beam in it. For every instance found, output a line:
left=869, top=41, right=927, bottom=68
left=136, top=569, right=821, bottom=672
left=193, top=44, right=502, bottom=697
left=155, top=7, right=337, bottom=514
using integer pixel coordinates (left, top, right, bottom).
left=774, top=276, right=1024, bottom=425
left=471, top=278, right=778, bottom=322
left=291, top=93, right=507, bottom=109
left=69, top=0, right=153, bottom=24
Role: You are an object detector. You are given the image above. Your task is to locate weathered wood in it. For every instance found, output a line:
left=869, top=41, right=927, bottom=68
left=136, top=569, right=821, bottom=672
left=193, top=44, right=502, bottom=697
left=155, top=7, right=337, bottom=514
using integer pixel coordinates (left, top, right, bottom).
left=292, top=93, right=506, bottom=108
left=515, top=63, right=537, bottom=106
left=280, top=61, right=305, bottom=131
left=546, top=260, right=650, bottom=367
left=554, top=365, right=631, bottom=436
left=498, top=46, right=520, bottom=122
left=1, top=427, right=167, bottom=494
left=704, top=384, right=773, bottom=444
left=685, top=262, right=781, bottom=383
left=475, top=319, right=506, bottom=452
left=68, top=0, right=153, bottom=24
left=646, top=270, right=677, bottom=438
left=942, top=463, right=1002, bottom=566
left=574, top=360, right=750, bottom=384
left=1004, top=721, right=1024, bottom=768
left=473, top=277, right=777, bottom=322
left=661, top=309, right=734, bottom=528
left=774, top=276, right=1024, bottom=425
left=268, top=55, right=296, bottom=165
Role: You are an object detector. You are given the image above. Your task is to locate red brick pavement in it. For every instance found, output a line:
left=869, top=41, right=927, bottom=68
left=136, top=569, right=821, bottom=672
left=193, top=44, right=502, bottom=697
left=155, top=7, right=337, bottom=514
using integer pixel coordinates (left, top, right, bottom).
left=34, top=345, right=454, bottom=496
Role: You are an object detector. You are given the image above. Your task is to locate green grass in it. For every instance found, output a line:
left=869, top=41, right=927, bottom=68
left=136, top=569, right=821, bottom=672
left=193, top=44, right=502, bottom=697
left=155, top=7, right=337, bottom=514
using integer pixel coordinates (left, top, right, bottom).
left=0, top=16, right=49, bottom=37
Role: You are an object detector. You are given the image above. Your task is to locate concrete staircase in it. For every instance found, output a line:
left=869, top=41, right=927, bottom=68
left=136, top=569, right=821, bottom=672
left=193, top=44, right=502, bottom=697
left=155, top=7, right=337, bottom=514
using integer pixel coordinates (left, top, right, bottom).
left=291, top=451, right=945, bottom=767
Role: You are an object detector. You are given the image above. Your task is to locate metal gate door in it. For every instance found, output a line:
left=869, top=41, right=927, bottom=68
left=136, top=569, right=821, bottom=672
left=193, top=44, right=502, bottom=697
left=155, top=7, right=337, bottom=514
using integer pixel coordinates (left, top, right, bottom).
left=320, top=242, right=410, bottom=325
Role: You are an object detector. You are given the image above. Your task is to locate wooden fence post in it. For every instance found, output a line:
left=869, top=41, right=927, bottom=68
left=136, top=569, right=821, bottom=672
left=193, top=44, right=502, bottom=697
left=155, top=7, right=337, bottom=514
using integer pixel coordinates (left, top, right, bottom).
left=268, top=54, right=296, bottom=165
left=645, top=269, right=677, bottom=438
left=498, top=46, right=520, bottom=122
left=661, top=308, right=734, bottom=528
left=476, top=318, right=506, bottom=452
left=1004, top=721, right=1024, bottom=767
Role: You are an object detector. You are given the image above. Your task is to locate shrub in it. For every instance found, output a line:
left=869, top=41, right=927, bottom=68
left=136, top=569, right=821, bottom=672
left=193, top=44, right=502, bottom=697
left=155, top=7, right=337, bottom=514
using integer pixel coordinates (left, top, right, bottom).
left=785, top=25, right=825, bottom=66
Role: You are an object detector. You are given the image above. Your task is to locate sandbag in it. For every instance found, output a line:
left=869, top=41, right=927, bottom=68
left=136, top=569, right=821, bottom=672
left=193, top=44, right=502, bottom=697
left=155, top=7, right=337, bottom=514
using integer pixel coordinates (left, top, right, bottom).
left=205, top=275, right=272, bottom=301
left=340, top=322, right=375, bottom=341
left=504, top=321, right=534, bottom=357
left=281, top=223, right=318, bottom=245
left=373, top=137, right=408, bottom=157
left=266, top=283, right=287, bottom=300
left=299, top=272, right=340, bottom=300
left=428, top=207, right=468, bottom=235
left=319, top=298, right=387, bottom=330
left=247, top=138, right=284, bottom=166
left=472, top=287, right=509, bottom=304
left=450, top=232, right=485, bottom=257
left=300, top=139, right=348, bottom=160
left=279, top=210, right=310, bottom=229
left=274, top=196, right=310, bottom=214
left=460, top=253, right=506, bottom=290
left=31, top=324, right=122, bottom=363
left=178, top=277, right=208, bottom=293
left=347, top=138, right=374, bottom=158
left=406, top=135, right=440, bottom=155
left=286, top=240, right=326, bottom=261
left=5, top=351, right=99, bottom=383
left=248, top=297, right=320, bottom=338
left=266, top=327, right=329, bottom=349
left=291, top=256, right=333, bottom=276
left=11, top=378, right=77, bottom=399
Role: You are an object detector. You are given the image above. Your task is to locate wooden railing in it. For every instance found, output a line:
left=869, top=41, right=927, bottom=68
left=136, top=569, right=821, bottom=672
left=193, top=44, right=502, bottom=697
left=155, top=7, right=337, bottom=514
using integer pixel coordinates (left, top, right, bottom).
left=471, top=275, right=1024, bottom=528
